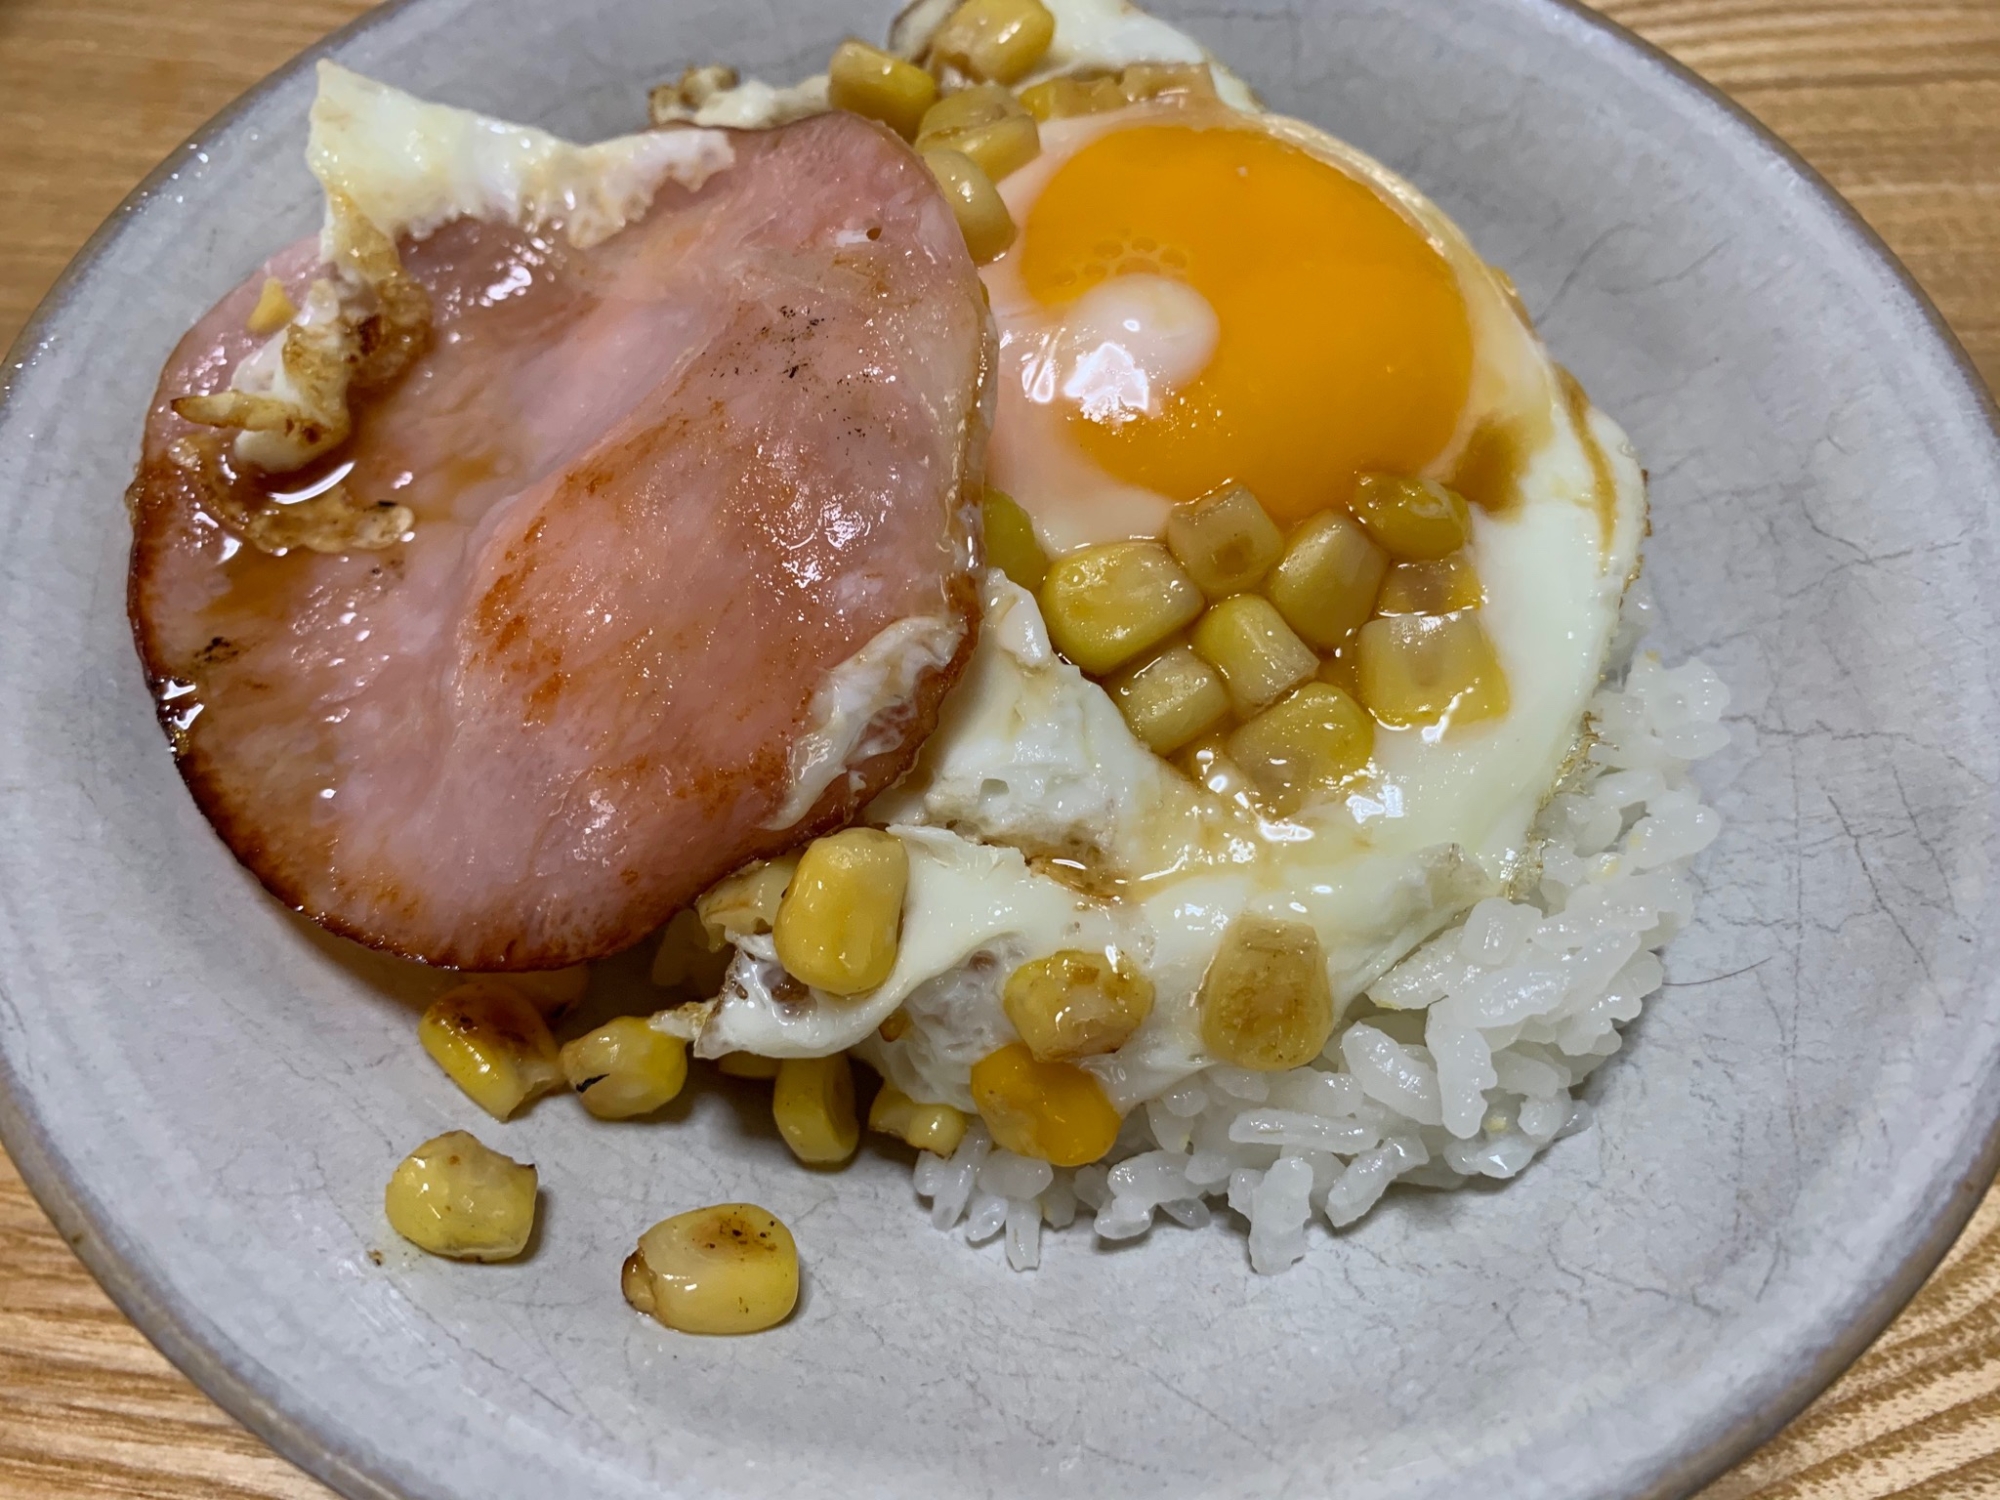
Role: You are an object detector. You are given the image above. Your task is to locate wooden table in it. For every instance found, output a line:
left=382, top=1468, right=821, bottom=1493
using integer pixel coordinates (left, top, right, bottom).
left=2, top=1, right=1997, bottom=1495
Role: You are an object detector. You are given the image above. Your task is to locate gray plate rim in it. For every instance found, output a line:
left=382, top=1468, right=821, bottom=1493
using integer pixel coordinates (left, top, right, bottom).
left=2, top=2, right=1997, bottom=1498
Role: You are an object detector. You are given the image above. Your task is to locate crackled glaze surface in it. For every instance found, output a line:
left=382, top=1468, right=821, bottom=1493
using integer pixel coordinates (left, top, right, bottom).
left=1, top=2, right=1998, bottom=1499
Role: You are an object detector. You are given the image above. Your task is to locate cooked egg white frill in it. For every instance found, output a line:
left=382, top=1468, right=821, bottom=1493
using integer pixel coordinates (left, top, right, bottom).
left=664, top=0, right=1649, bottom=1126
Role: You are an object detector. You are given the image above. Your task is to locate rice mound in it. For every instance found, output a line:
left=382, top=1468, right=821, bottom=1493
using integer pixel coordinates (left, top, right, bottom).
left=912, top=607, right=1730, bottom=1272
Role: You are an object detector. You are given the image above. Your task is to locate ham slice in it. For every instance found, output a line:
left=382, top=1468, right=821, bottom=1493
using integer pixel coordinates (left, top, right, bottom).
left=128, top=111, right=990, bottom=970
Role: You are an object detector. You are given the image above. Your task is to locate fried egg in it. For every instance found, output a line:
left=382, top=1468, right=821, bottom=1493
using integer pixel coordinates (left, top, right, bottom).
left=682, top=0, right=1648, bottom=1119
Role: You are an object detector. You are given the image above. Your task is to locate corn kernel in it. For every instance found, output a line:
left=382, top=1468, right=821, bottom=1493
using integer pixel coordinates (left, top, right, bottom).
left=772, top=829, right=908, bottom=995
left=1165, top=485, right=1284, bottom=598
left=1118, top=62, right=1219, bottom=102
left=867, top=1084, right=969, bottom=1155
left=772, top=1054, right=860, bottom=1164
left=1356, top=611, right=1510, bottom=729
left=384, top=1130, right=537, bottom=1262
left=1375, top=553, right=1484, bottom=615
left=1017, top=73, right=1127, bottom=121
left=919, top=82, right=1020, bottom=136
left=651, top=908, right=731, bottom=995
left=827, top=39, right=939, bottom=139
left=1003, top=948, right=1154, bottom=1062
left=922, top=147, right=1017, bottom=263
left=1191, top=593, right=1319, bottom=713
left=697, top=855, right=798, bottom=945
left=969, top=1042, right=1122, bottom=1166
left=245, top=277, right=297, bottom=336
left=1226, top=683, right=1373, bottom=813
left=560, top=1017, right=688, bottom=1119
left=418, top=980, right=562, bottom=1121
left=878, top=1007, right=913, bottom=1042
left=1264, top=509, right=1387, bottom=651
left=1316, top=649, right=1361, bottom=698
left=1107, top=643, right=1230, bottom=755
left=1349, top=473, right=1474, bottom=560
left=717, top=1052, right=781, bottom=1080
left=1039, top=540, right=1205, bottom=675
left=502, top=965, right=590, bottom=1018
left=1198, top=915, right=1333, bottom=1071
left=939, top=110, right=1043, bottom=181
left=917, top=86, right=1041, bottom=181
left=1176, top=730, right=1255, bottom=804
left=623, top=1203, right=798, bottom=1335
left=983, top=487, right=1049, bottom=591
left=929, top=0, right=1055, bottom=83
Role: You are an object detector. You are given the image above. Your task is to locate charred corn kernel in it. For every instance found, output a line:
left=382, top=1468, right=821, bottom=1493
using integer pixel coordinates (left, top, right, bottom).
left=827, top=39, right=939, bottom=139
left=1118, top=61, right=1218, bottom=102
left=245, top=277, right=296, bottom=336
left=1191, top=594, right=1319, bottom=713
left=697, top=856, right=798, bottom=944
left=1356, top=611, right=1510, bottom=729
left=917, top=85, right=1040, bottom=180
left=717, top=1052, right=781, bottom=1079
left=930, top=0, right=1054, bottom=83
left=1226, top=683, right=1374, bottom=813
left=773, top=829, right=908, bottom=995
left=1198, top=915, right=1334, bottom=1071
left=651, top=908, right=730, bottom=994
left=970, top=1042, right=1122, bottom=1166
left=1349, top=473, right=1474, bottom=560
left=419, top=980, right=562, bottom=1121
left=384, top=1130, right=536, bottom=1261
left=983, top=488, right=1049, bottom=591
left=1376, top=552, right=1484, bottom=615
left=1264, top=509, right=1387, bottom=651
left=1018, top=73, right=1127, bottom=120
left=504, top=965, right=590, bottom=1017
left=1003, top=948, right=1154, bottom=1062
left=1039, top=540, right=1205, bottom=675
left=1165, top=485, right=1285, bottom=598
left=1107, top=643, right=1230, bottom=755
left=623, top=1204, right=798, bottom=1334
left=867, top=1084, right=969, bottom=1155
left=772, top=1054, right=860, bottom=1164
left=560, top=1017, right=688, bottom=1119
left=922, top=147, right=1016, bottom=263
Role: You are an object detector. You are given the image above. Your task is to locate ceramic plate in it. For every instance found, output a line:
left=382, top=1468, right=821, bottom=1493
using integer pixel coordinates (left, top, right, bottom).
left=3, top=1, right=1998, bottom=1497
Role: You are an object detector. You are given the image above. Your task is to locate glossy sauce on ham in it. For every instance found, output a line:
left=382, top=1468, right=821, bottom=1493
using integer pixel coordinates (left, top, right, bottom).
left=129, top=114, right=991, bottom=969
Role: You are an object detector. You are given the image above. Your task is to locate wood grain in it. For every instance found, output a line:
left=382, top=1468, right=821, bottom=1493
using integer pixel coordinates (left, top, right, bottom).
left=1, top=1, right=1996, bottom=1497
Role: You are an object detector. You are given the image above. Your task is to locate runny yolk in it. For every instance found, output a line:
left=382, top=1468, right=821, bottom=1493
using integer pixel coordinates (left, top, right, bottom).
left=1016, top=122, right=1473, bottom=523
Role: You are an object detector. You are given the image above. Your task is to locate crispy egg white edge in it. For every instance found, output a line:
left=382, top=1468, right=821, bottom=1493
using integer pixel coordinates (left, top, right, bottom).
left=308, top=61, right=736, bottom=251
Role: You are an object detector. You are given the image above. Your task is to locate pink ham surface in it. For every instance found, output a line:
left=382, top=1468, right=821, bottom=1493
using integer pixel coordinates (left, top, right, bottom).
left=128, top=113, right=990, bottom=970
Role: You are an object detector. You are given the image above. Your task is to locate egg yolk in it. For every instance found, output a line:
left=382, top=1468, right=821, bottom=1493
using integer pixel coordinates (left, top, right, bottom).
left=1017, top=123, right=1473, bottom=523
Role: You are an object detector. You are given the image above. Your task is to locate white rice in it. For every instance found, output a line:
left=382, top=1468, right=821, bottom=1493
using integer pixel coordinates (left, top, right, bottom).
left=912, top=622, right=1730, bottom=1272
